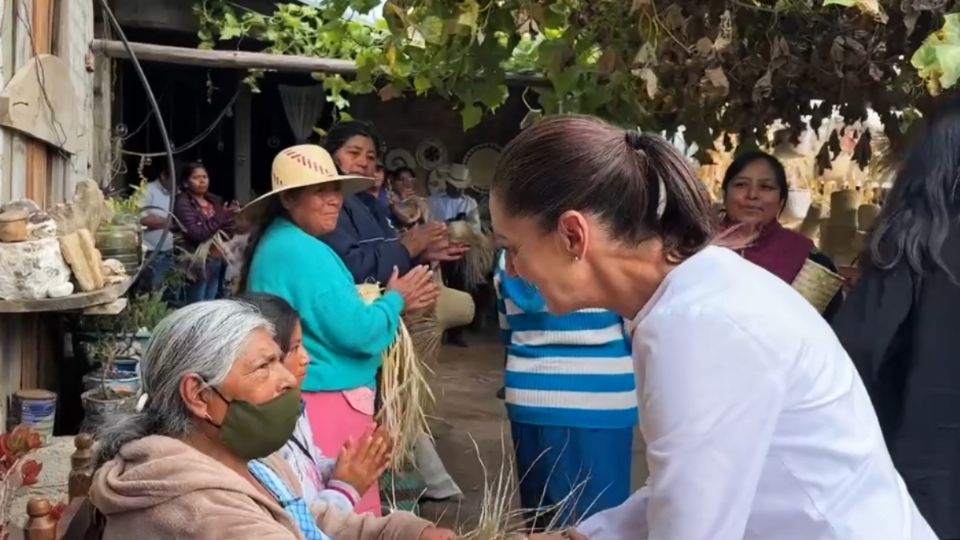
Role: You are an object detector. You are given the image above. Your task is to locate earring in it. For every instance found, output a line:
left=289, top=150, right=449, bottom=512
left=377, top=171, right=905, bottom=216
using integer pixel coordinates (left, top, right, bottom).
left=573, top=255, right=581, bottom=262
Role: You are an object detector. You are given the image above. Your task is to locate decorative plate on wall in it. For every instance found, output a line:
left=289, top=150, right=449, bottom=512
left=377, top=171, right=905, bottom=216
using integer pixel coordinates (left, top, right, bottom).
left=416, top=138, right=448, bottom=171
left=384, top=148, right=417, bottom=172
left=463, top=143, right=501, bottom=193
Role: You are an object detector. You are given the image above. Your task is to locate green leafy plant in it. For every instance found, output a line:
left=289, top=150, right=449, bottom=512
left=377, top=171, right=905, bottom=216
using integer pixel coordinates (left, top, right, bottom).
left=912, top=13, right=960, bottom=95
left=194, top=0, right=946, bottom=154
left=126, top=291, right=173, bottom=333
left=106, top=181, right=147, bottom=223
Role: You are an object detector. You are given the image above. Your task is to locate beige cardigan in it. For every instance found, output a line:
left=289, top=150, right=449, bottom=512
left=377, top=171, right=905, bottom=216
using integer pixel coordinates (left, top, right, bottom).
left=89, top=435, right=430, bottom=540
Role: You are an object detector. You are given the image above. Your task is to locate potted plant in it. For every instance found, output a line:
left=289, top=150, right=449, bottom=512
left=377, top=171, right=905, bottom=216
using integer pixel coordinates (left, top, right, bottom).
left=73, top=305, right=132, bottom=367
left=0, top=425, right=46, bottom=538
left=81, top=333, right=140, bottom=395
left=81, top=335, right=140, bottom=430
left=96, top=182, right=146, bottom=276
left=126, top=291, right=172, bottom=352
left=74, top=291, right=171, bottom=368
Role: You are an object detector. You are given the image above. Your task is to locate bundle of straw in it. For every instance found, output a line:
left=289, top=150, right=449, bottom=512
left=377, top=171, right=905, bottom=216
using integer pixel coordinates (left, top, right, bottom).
left=464, top=235, right=496, bottom=291
left=449, top=221, right=497, bottom=291
left=404, top=306, right=443, bottom=369
left=404, top=281, right=477, bottom=373
left=457, top=432, right=588, bottom=540
left=163, top=212, right=232, bottom=282
left=357, top=283, right=436, bottom=471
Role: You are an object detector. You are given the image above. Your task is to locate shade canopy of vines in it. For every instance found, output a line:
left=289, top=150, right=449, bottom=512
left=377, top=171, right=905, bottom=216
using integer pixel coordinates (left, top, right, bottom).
left=194, top=0, right=957, bottom=160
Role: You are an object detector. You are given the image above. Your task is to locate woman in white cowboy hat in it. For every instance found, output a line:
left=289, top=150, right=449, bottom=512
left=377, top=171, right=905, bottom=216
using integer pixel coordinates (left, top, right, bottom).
left=239, top=144, right=439, bottom=516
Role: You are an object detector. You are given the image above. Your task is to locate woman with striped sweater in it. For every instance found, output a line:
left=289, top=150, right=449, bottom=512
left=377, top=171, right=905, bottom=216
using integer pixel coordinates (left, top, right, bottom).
left=495, top=251, right=638, bottom=529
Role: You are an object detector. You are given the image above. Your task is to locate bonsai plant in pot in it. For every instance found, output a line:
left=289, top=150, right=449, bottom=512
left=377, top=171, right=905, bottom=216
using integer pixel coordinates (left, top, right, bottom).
left=81, top=335, right=140, bottom=430
left=74, top=290, right=171, bottom=367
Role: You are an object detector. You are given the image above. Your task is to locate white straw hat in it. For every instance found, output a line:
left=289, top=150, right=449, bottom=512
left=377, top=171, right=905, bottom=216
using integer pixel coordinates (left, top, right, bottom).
left=442, top=164, right=471, bottom=190
left=241, top=144, right=373, bottom=219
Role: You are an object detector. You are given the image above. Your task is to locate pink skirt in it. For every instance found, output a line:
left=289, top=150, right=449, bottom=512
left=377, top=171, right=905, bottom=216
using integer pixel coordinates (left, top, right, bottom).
left=302, top=389, right=382, bottom=516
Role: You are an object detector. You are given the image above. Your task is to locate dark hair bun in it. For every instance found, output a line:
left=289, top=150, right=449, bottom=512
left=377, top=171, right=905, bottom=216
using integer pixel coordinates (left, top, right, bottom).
left=625, top=130, right=644, bottom=150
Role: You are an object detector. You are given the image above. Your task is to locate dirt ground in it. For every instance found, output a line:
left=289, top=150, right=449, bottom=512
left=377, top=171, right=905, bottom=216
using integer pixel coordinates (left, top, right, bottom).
left=420, top=330, right=648, bottom=531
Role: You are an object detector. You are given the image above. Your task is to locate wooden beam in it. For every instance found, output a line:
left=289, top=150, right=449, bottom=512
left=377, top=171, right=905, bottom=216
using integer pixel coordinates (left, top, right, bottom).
left=32, top=0, right=53, bottom=55
left=90, top=39, right=549, bottom=87
left=25, top=0, right=54, bottom=208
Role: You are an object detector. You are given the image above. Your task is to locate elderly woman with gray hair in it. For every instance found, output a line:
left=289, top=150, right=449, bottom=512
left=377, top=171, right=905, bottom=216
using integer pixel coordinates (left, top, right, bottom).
left=90, top=299, right=455, bottom=540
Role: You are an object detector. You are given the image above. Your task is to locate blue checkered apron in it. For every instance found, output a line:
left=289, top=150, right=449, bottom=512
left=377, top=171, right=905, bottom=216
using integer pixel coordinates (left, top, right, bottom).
left=248, top=459, right=332, bottom=540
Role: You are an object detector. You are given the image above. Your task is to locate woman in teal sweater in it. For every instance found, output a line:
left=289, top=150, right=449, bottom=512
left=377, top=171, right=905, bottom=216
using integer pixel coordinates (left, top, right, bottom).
left=240, top=144, right=438, bottom=515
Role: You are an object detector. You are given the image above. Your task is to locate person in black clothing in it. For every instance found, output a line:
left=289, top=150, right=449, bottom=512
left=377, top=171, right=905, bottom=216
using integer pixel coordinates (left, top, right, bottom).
left=320, top=121, right=466, bottom=285
left=832, top=100, right=960, bottom=540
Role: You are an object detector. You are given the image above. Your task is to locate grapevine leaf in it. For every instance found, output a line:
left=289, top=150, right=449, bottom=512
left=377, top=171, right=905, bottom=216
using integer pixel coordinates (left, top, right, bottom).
left=191, top=0, right=944, bottom=149
left=912, top=14, right=960, bottom=93
left=461, top=104, right=482, bottom=130
left=457, top=0, right=480, bottom=31
left=379, top=83, right=403, bottom=101
left=220, top=11, right=243, bottom=40
left=414, top=74, right=432, bottom=94
left=552, top=66, right=581, bottom=97
left=475, top=82, right=509, bottom=110
left=421, top=16, right=446, bottom=45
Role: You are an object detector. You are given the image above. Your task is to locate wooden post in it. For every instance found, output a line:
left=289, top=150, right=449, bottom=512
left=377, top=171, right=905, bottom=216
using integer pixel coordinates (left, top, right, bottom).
left=69, top=434, right=94, bottom=501
left=23, top=499, right=57, bottom=540
left=25, top=0, right=54, bottom=208
left=12, top=0, right=54, bottom=394
left=233, top=85, right=252, bottom=202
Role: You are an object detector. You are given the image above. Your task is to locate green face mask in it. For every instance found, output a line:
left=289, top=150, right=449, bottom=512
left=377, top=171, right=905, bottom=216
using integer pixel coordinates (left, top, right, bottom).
left=205, top=384, right=301, bottom=460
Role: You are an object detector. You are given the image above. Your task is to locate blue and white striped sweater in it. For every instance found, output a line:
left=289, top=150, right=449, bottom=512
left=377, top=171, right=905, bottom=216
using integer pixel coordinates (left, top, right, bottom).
left=495, top=253, right=638, bottom=429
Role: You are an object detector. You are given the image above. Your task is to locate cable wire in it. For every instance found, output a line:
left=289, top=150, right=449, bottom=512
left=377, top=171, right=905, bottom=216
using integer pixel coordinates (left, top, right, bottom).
left=120, top=87, right=241, bottom=157
left=98, top=0, right=176, bottom=288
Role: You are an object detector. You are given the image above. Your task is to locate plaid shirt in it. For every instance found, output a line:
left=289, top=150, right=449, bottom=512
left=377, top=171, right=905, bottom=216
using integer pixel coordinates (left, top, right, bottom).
left=248, top=460, right=331, bottom=540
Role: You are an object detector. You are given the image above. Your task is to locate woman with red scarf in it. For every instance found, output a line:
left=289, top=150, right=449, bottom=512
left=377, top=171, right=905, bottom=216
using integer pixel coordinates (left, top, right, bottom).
left=721, top=151, right=842, bottom=319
